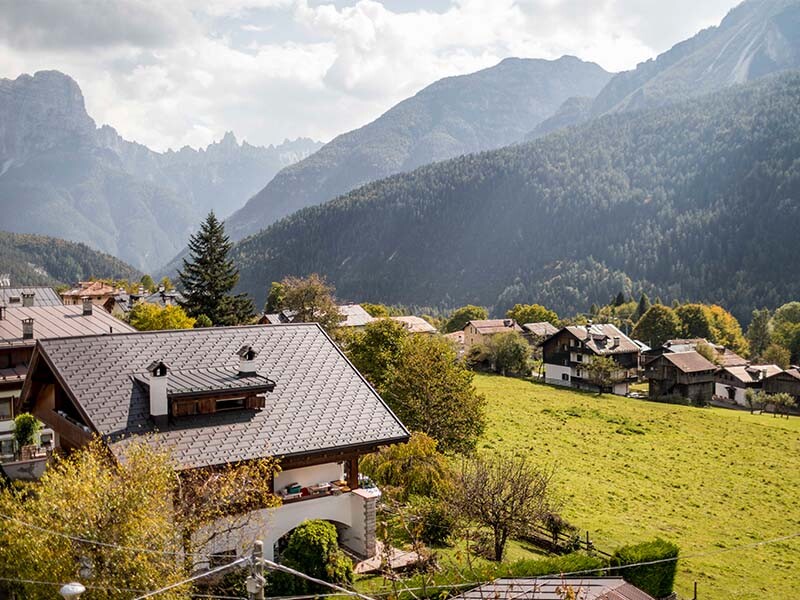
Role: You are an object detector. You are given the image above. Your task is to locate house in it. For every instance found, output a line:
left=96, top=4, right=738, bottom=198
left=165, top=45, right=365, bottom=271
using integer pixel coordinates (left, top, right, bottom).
left=763, top=367, right=800, bottom=404
left=105, top=287, right=186, bottom=318
left=260, top=304, right=374, bottom=328
left=451, top=577, right=655, bottom=600
left=18, top=323, right=409, bottom=561
left=463, top=319, right=523, bottom=350
left=521, top=321, right=559, bottom=340
left=61, top=280, right=120, bottom=306
left=644, top=351, right=717, bottom=404
left=391, top=316, right=437, bottom=335
left=0, top=286, right=63, bottom=308
left=0, top=298, right=134, bottom=467
left=444, top=331, right=465, bottom=358
left=714, top=364, right=783, bottom=406
left=542, top=324, right=640, bottom=395
left=642, top=338, right=746, bottom=368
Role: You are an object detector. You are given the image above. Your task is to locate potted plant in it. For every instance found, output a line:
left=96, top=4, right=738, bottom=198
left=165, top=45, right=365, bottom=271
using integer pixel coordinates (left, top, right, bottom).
left=13, top=413, right=41, bottom=460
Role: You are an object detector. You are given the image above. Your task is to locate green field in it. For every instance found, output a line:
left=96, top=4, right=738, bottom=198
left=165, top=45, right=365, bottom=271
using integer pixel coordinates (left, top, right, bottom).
left=475, top=374, right=800, bottom=600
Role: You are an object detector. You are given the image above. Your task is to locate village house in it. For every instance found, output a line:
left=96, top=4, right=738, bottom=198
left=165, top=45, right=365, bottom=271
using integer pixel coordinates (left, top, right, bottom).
left=260, top=303, right=375, bottom=328
left=0, top=298, right=133, bottom=470
left=521, top=321, right=559, bottom=342
left=105, top=286, right=186, bottom=318
left=451, top=577, right=655, bottom=600
left=644, top=350, right=717, bottom=404
left=18, top=323, right=409, bottom=562
left=542, top=324, right=640, bottom=395
left=60, top=280, right=120, bottom=307
left=444, top=330, right=465, bottom=358
left=714, top=364, right=783, bottom=406
left=463, top=319, right=524, bottom=350
left=0, top=286, right=63, bottom=308
left=763, top=367, right=800, bottom=404
left=642, top=338, right=747, bottom=368
left=391, top=316, right=437, bottom=335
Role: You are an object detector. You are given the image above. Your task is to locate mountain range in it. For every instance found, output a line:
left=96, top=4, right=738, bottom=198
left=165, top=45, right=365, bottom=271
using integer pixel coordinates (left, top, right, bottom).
left=223, top=55, right=613, bottom=240
left=0, top=70, right=321, bottom=271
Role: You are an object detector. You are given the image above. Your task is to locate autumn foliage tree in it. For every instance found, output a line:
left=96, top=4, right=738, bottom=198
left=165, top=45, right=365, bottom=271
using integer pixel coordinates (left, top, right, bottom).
left=128, top=303, right=196, bottom=331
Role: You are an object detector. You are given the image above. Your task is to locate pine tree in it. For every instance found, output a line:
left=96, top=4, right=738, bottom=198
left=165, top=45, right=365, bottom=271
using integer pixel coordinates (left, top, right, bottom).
left=634, top=293, right=651, bottom=321
left=614, top=291, right=626, bottom=307
left=178, top=212, right=253, bottom=326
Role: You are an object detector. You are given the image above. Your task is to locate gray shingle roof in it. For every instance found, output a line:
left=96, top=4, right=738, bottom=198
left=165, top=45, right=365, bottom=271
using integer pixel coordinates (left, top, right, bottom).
left=132, top=367, right=275, bottom=397
left=522, top=322, right=559, bottom=337
left=564, top=324, right=640, bottom=355
left=0, top=287, right=62, bottom=307
left=30, top=323, right=409, bottom=470
left=451, top=578, right=654, bottom=600
left=663, top=351, right=717, bottom=373
left=0, top=305, right=134, bottom=347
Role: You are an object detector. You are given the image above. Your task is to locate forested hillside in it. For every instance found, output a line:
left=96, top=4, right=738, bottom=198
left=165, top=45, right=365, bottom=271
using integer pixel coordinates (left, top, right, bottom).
left=232, top=73, right=800, bottom=322
left=0, top=231, right=140, bottom=285
left=224, top=56, right=612, bottom=239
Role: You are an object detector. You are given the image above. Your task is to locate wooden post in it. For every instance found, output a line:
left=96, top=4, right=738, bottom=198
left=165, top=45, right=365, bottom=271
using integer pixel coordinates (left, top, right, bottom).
left=346, top=456, right=359, bottom=489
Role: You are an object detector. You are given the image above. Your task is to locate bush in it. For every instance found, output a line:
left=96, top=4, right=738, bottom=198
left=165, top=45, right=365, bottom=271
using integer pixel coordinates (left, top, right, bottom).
left=13, top=413, right=41, bottom=448
left=507, top=552, right=607, bottom=578
left=412, top=498, right=456, bottom=547
left=269, top=520, right=353, bottom=595
left=611, top=538, right=679, bottom=598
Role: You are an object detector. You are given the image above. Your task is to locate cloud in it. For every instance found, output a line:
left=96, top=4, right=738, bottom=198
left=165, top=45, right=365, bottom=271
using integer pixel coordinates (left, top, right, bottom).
left=0, top=0, right=740, bottom=152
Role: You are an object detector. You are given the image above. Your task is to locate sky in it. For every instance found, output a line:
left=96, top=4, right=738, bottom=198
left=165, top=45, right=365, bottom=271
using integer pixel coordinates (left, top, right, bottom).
left=0, top=0, right=741, bottom=152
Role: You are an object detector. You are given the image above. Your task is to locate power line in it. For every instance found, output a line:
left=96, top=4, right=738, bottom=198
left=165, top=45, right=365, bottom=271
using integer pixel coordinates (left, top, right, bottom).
left=261, top=557, right=377, bottom=600
left=133, top=556, right=250, bottom=600
left=0, top=575, right=146, bottom=593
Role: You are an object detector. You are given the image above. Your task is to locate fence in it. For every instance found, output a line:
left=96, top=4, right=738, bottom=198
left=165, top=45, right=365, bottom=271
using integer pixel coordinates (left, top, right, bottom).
left=519, top=523, right=612, bottom=558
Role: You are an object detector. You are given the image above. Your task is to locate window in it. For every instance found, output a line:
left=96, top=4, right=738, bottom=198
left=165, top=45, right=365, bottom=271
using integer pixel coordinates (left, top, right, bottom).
left=0, top=398, right=12, bottom=421
left=216, top=398, right=246, bottom=411
left=0, top=438, right=14, bottom=457
left=576, top=354, right=583, bottom=362
left=561, top=373, right=570, bottom=381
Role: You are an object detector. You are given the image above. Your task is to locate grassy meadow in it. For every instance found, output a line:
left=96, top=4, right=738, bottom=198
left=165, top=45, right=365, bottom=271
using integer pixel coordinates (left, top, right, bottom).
left=474, top=374, right=800, bottom=600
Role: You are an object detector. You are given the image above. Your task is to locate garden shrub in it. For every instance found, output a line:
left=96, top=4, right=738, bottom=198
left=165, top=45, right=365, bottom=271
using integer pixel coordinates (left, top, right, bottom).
left=268, top=520, right=353, bottom=595
left=13, top=413, right=41, bottom=448
left=611, top=538, right=679, bottom=598
left=411, top=498, right=456, bottom=547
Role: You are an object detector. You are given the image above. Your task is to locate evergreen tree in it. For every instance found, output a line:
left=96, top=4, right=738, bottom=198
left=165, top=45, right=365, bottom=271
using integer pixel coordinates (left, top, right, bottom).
left=614, top=291, right=626, bottom=307
left=634, top=293, right=651, bottom=321
left=178, top=212, right=254, bottom=326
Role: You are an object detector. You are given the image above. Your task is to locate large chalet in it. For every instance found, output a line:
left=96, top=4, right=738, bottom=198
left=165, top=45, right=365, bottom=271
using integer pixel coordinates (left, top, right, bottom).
left=542, top=324, right=640, bottom=395
left=19, top=323, right=409, bottom=561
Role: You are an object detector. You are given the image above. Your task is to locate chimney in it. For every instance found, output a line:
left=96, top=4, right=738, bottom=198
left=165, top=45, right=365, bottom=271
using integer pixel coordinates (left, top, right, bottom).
left=503, top=319, right=513, bottom=328
left=22, top=318, right=34, bottom=340
left=237, top=345, right=257, bottom=376
left=0, top=304, right=5, bottom=321
left=21, top=292, right=34, bottom=307
left=613, top=336, right=620, bottom=348
left=82, top=297, right=93, bottom=316
left=147, top=360, right=169, bottom=428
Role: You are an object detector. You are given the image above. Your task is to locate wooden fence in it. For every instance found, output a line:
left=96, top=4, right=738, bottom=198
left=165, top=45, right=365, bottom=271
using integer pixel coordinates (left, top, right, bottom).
left=519, top=523, right=612, bottom=558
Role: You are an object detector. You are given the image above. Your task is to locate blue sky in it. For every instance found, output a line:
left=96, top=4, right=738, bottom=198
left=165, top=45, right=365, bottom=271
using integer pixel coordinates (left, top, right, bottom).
left=0, top=0, right=740, bottom=151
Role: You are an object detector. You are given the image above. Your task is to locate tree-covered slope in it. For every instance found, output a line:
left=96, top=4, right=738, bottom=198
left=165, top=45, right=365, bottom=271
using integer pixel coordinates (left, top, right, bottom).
left=232, top=73, right=800, bottom=322
left=0, top=231, right=140, bottom=285
left=224, top=56, right=612, bottom=240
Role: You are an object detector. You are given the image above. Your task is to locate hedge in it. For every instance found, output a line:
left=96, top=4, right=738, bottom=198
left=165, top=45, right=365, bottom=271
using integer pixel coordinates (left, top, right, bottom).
left=611, top=538, right=679, bottom=598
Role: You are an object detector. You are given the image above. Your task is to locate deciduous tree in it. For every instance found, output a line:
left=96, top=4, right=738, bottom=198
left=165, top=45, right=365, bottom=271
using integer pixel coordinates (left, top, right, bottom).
left=585, top=355, right=620, bottom=394
left=128, top=303, right=196, bottom=331
left=763, top=343, right=791, bottom=369
left=747, top=308, right=772, bottom=359
left=456, top=453, right=554, bottom=561
left=488, top=331, right=531, bottom=376
left=444, top=305, right=488, bottom=333
left=280, top=274, right=342, bottom=332
left=505, top=304, right=559, bottom=327
left=345, top=318, right=409, bottom=391
left=633, top=305, right=681, bottom=348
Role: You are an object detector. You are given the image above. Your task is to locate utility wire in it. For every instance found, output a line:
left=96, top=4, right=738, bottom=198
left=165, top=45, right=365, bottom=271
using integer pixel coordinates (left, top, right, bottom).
left=261, top=558, right=378, bottom=600
left=132, top=556, right=250, bottom=599
left=0, top=575, right=146, bottom=593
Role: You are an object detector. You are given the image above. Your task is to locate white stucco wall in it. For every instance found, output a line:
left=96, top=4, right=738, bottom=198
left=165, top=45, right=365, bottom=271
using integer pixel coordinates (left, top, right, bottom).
left=612, top=382, right=629, bottom=396
left=545, top=363, right=571, bottom=386
left=274, top=463, right=344, bottom=493
left=715, top=383, right=747, bottom=406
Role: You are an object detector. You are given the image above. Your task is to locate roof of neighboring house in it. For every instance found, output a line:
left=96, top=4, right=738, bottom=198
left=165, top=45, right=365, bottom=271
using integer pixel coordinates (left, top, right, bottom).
left=21, top=324, right=409, bottom=470
left=61, top=281, right=118, bottom=298
left=766, top=367, right=800, bottom=382
left=522, top=322, right=559, bottom=337
left=0, top=305, right=134, bottom=347
left=451, top=578, right=655, bottom=600
left=260, top=313, right=284, bottom=325
left=444, top=331, right=464, bottom=344
left=721, top=364, right=783, bottom=384
left=391, top=316, right=437, bottom=334
left=466, top=319, right=523, bottom=334
left=338, top=304, right=375, bottom=327
left=0, top=364, right=27, bottom=385
left=562, top=324, right=640, bottom=355
left=661, top=351, right=717, bottom=373
left=633, top=339, right=651, bottom=352
left=655, top=338, right=747, bottom=367
left=0, top=287, right=62, bottom=307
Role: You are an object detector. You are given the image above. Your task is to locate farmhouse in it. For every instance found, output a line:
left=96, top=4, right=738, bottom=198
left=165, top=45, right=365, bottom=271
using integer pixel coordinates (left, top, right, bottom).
left=645, top=351, right=717, bottom=404
left=542, top=324, right=640, bottom=395
left=463, top=319, right=523, bottom=350
left=763, top=367, right=800, bottom=403
left=260, top=303, right=375, bottom=328
left=18, top=323, right=409, bottom=561
left=391, top=315, right=437, bottom=334
left=105, top=286, right=186, bottom=318
left=0, top=298, right=133, bottom=466
left=643, top=338, right=746, bottom=368
left=714, top=364, right=782, bottom=406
